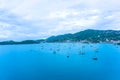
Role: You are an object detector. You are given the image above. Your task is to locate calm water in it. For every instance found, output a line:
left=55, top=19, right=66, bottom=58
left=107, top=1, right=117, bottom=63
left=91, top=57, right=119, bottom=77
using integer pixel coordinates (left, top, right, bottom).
left=0, top=43, right=120, bottom=80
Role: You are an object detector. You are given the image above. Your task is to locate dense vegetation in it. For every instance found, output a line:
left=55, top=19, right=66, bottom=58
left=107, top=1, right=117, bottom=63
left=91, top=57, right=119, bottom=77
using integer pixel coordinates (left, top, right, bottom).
left=0, top=40, right=41, bottom=45
left=0, top=29, right=120, bottom=45
left=46, top=29, right=120, bottom=43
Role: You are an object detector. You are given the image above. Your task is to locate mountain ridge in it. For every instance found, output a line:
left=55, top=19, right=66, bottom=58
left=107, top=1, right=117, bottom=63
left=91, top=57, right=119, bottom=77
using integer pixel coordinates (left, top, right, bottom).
left=46, top=29, right=120, bottom=43
left=0, top=29, right=120, bottom=45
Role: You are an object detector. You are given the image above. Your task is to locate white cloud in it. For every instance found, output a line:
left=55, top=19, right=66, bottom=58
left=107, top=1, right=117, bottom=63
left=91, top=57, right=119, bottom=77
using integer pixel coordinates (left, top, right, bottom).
left=0, top=0, right=120, bottom=41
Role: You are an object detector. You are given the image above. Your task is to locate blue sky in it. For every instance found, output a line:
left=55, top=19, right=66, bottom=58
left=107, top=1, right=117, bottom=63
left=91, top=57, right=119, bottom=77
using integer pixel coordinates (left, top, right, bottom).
left=0, top=0, right=120, bottom=41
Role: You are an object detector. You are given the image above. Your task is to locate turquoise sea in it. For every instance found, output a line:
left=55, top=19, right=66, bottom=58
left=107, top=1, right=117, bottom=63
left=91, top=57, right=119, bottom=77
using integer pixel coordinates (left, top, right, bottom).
left=0, top=43, right=120, bottom=80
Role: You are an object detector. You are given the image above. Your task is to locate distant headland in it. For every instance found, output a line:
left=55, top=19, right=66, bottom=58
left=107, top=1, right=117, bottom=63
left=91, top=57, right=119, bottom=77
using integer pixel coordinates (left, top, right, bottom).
left=0, top=29, right=120, bottom=45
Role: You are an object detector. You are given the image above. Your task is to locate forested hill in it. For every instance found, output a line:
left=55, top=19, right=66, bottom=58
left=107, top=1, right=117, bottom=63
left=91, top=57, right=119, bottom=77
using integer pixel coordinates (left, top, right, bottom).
left=46, top=29, right=120, bottom=43
left=0, top=29, right=120, bottom=45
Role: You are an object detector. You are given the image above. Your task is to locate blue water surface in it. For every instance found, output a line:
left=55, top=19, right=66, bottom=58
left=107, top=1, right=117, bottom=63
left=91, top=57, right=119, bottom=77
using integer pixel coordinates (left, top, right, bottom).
left=0, top=43, right=120, bottom=80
